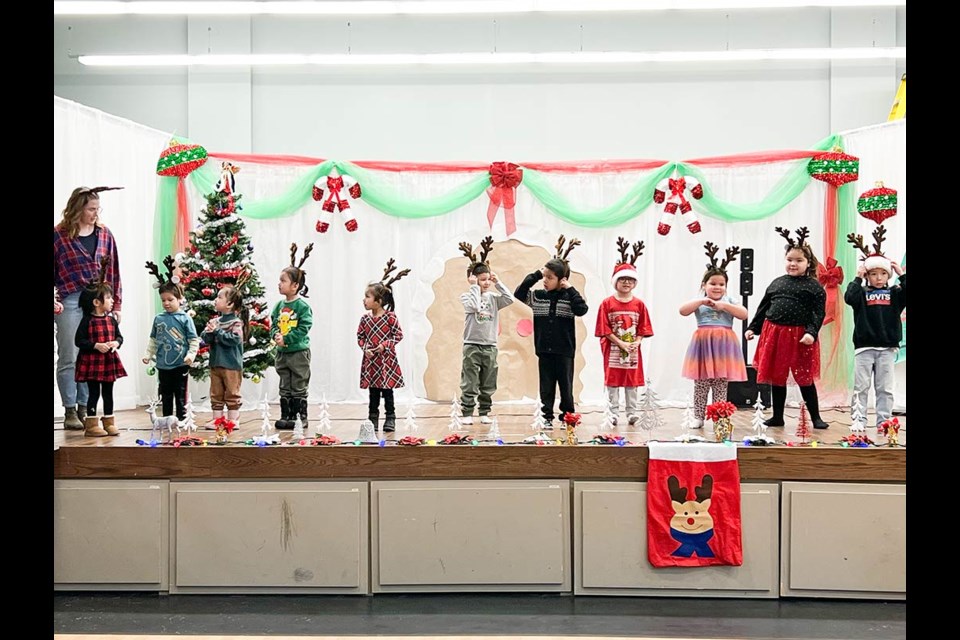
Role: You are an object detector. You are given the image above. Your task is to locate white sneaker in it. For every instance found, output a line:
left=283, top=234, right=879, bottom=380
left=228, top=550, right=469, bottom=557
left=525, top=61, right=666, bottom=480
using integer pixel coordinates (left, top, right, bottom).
left=627, top=414, right=639, bottom=426
left=480, top=415, right=493, bottom=424
left=461, top=416, right=474, bottom=425
left=610, top=415, right=619, bottom=426
left=694, top=420, right=704, bottom=429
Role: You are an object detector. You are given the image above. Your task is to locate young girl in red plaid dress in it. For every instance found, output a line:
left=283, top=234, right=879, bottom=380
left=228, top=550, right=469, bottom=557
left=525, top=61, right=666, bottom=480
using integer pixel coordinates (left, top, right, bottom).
left=75, top=257, right=127, bottom=437
left=358, top=260, right=410, bottom=433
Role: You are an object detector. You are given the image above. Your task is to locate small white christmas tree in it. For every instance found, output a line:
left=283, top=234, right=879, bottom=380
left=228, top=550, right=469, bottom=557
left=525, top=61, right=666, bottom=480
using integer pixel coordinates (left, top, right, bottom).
left=850, top=396, right=867, bottom=433
left=752, top=393, right=767, bottom=436
left=486, top=416, right=501, bottom=440
left=292, top=413, right=305, bottom=440
left=681, top=397, right=698, bottom=433
left=182, top=393, right=197, bottom=434
left=259, top=400, right=272, bottom=437
left=636, top=379, right=664, bottom=432
left=599, top=404, right=617, bottom=432
left=315, top=395, right=332, bottom=436
left=448, top=396, right=463, bottom=432
left=530, top=397, right=547, bottom=432
left=403, top=402, right=419, bottom=434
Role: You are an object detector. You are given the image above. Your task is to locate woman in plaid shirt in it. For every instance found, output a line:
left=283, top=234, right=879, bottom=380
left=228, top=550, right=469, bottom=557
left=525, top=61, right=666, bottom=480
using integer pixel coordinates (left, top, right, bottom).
left=54, top=187, right=123, bottom=430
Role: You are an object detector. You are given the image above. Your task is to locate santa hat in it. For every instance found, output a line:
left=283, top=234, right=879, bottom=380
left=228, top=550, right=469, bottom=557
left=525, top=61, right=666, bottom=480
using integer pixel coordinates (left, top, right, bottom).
left=611, top=262, right=639, bottom=287
left=863, top=254, right=892, bottom=275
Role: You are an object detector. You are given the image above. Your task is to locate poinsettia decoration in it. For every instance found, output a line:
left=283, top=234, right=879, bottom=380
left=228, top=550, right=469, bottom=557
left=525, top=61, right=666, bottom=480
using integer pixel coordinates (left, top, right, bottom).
left=398, top=436, right=427, bottom=446
left=314, top=435, right=342, bottom=446
left=213, top=416, right=236, bottom=434
left=563, top=412, right=583, bottom=426
left=440, top=434, right=472, bottom=445
left=705, top=401, right=737, bottom=422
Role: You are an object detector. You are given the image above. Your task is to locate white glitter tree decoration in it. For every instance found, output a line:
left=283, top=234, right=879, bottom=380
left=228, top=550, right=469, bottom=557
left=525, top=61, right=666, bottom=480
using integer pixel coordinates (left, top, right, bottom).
left=181, top=390, right=198, bottom=434
left=448, top=396, right=463, bottom=432
left=292, top=412, right=305, bottom=440
left=752, top=393, right=767, bottom=436
left=315, top=395, right=332, bottom=436
left=636, top=379, right=664, bottom=433
left=403, top=402, right=419, bottom=434
left=530, top=397, right=547, bottom=433
left=850, top=396, right=867, bottom=433
left=259, top=399, right=272, bottom=437
left=681, top=397, right=698, bottom=433
left=600, top=402, right=618, bottom=431
left=486, top=416, right=501, bottom=441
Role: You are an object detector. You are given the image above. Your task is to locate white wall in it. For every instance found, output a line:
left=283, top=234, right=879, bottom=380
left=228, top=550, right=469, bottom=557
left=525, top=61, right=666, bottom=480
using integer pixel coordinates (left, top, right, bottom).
left=54, top=6, right=904, bottom=158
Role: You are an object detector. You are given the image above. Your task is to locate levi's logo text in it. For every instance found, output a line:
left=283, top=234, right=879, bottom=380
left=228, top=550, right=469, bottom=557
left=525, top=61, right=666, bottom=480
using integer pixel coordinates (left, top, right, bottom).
left=865, top=289, right=891, bottom=306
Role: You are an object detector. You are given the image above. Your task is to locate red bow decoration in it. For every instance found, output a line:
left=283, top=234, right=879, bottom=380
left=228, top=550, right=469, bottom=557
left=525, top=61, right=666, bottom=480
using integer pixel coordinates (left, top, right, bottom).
left=440, top=434, right=473, bottom=445
left=314, top=435, right=342, bottom=446
left=213, top=416, right=236, bottom=434
left=486, top=162, right=523, bottom=236
left=817, top=257, right=844, bottom=326
left=879, top=417, right=900, bottom=436
left=322, top=175, right=350, bottom=213
left=562, top=412, right=582, bottom=426
left=398, top=436, right=426, bottom=446
left=668, top=178, right=690, bottom=212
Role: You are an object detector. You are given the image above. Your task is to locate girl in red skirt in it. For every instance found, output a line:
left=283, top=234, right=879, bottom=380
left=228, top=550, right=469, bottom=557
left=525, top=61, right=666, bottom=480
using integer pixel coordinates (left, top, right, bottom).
left=745, top=227, right=828, bottom=429
left=74, top=256, right=127, bottom=437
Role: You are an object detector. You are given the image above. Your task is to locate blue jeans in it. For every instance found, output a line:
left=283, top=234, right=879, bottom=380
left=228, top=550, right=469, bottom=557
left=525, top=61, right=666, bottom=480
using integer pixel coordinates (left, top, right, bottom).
left=853, top=348, right=896, bottom=426
left=54, top=291, right=88, bottom=409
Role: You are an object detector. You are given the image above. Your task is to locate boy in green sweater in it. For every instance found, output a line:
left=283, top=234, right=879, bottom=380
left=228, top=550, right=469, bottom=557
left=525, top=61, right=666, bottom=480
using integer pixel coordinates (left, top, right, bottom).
left=271, top=243, right=315, bottom=429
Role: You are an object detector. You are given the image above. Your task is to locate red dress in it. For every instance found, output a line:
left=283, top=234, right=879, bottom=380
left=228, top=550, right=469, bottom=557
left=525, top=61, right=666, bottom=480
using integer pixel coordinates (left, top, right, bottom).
left=357, top=311, right=405, bottom=389
left=75, top=314, right=128, bottom=382
left=594, top=296, right=654, bottom=387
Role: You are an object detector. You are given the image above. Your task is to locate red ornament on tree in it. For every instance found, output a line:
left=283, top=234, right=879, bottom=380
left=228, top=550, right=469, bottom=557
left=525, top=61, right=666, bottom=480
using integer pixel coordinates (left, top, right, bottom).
left=202, top=287, right=215, bottom=297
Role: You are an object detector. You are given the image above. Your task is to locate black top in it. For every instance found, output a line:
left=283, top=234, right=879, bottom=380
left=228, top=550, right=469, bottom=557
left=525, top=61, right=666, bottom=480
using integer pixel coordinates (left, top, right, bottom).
left=843, top=274, right=906, bottom=350
left=514, top=271, right=589, bottom=357
left=78, top=229, right=98, bottom=258
left=747, top=274, right=826, bottom=339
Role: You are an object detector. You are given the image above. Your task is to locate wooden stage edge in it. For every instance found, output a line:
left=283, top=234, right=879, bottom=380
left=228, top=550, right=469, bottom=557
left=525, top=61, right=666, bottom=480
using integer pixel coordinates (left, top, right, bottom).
left=54, top=404, right=905, bottom=483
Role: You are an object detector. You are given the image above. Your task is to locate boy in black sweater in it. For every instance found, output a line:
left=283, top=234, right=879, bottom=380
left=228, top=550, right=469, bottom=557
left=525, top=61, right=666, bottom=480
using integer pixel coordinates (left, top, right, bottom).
left=843, top=249, right=906, bottom=428
left=515, top=238, right=589, bottom=428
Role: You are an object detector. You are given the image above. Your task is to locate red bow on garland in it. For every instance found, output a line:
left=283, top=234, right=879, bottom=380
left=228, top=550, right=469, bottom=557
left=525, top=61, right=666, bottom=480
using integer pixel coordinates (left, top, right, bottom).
left=486, top=162, right=523, bottom=236
left=816, top=257, right=844, bottom=327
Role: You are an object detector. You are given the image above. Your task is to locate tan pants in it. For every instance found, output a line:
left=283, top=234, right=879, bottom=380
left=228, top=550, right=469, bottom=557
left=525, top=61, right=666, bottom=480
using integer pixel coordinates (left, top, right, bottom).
left=209, top=367, right=243, bottom=410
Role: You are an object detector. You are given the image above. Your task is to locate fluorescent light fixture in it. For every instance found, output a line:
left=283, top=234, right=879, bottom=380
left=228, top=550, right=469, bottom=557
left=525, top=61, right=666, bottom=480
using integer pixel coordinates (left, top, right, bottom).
left=78, top=48, right=905, bottom=67
left=55, top=1, right=908, bottom=17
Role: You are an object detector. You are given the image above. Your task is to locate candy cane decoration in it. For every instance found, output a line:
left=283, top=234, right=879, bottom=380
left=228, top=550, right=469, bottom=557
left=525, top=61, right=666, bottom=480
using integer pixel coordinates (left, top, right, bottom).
left=653, top=175, right=704, bottom=235
left=314, top=168, right=362, bottom=233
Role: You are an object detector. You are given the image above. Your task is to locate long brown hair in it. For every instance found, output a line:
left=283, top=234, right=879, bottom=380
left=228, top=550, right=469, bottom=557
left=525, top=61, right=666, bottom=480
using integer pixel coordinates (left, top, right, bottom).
left=57, top=189, right=101, bottom=239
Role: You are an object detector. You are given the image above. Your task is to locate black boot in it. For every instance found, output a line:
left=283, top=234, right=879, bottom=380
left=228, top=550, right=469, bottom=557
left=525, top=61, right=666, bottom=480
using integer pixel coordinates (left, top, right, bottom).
left=296, top=397, right=309, bottom=428
left=276, top=397, right=293, bottom=430
left=763, top=386, right=787, bottom=427
left=383, top=413, right=396, bottom=433
left=800, top=385, right=830, bottom=429
left=368, top=411, right=380, bottom=431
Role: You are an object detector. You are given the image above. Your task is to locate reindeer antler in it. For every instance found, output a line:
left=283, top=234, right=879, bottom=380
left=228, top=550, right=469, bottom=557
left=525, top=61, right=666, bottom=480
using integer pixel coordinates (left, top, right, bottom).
left=694, top=474, right=714, bottom=502
left=297, top=243, right=314, bottom=269
left=630, top=240, right=645, bottom=265
left=458, top=241, right=476, bottom=263
left=381, top=258, right=397, bottom=282
left=554, top=235, right=566, bottom=258
left=616, top=237, right=630, bottom=266
left=289, top=243, right=298, bottom=266
left=79, top=186, right=124, bottom=195
left=846, top=232, right=870, bottom=259
left=719, top=246, right=741, bottom=271
left=385, top=265, right=411, bottom=289
left=235, top=268, right=252, bottom=292
left=478, top=236, right=494, bottom=264
left=162, top=256, right=177, bottom=280
left=97, top=255, right=109, bottom=286
left=795, top=227, right=811, bottom=247
left=667, top=476, right=688, bottom=503
left=561, top=238, right=581, bottom=261
left=775, top=226, right=795, bottom=247
left=144, top=261, right=164, bottom=285
left=871, top=225, right=887, bottom=256
left=703, top=241, right=720, bottom=267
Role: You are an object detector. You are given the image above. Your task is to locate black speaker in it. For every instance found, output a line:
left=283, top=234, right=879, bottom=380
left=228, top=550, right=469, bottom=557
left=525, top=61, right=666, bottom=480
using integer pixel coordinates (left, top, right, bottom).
left=740, top=272, right=754, bottom=297
left=727, top=366, right=771, bottom=409
left=740, top=248, right=754, bottom=272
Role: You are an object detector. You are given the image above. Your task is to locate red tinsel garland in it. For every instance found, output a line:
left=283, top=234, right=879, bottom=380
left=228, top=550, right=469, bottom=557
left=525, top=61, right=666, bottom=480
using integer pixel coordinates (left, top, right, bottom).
left=180, top=268, right=246, bottom=284
left=214, top=233, right=241, bottom=256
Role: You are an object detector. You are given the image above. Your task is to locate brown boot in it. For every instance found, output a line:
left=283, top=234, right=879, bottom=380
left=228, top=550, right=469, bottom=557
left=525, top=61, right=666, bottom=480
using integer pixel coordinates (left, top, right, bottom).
left=101, top=415, right=119, bottom=436
left=83, top=415, right=108, bottom=437
left=63, top=407, right=84, bottom=430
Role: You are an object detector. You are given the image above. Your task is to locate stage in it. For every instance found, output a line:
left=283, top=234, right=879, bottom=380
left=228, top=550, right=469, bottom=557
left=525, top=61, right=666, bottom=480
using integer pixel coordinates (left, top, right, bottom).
left=54, top=403, right=905, bottom=600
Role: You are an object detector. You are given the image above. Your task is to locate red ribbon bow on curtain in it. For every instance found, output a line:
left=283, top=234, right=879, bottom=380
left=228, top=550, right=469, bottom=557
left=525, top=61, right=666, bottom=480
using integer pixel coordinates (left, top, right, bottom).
left=816, top=257, right=844, bottom=326
left=323, top=175, right=350, bottom=212
left=486, top=162, right=523, bottom=236
left=668, top=177, right=690, bottom=210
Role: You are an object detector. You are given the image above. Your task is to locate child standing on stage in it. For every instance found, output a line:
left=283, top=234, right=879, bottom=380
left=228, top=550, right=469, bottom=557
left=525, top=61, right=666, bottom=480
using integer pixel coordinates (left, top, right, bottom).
left=358, top=259, right=410, bottom=433
left=595, top=237, right=653, bottom=426
left=679, top=242, right=748, bottom=428
left=745, top=227, right=828, bottom=429
left=143, top=257, right=199, bottom=423
left=75, top=256, right=127, bottom=437
left=458, top=236, right=514, bottom=425
left=271, top=243, right=315, bottom=430
left=203, top=284, right=248, bottom=427
left=515, top=236, right=589, bottom=428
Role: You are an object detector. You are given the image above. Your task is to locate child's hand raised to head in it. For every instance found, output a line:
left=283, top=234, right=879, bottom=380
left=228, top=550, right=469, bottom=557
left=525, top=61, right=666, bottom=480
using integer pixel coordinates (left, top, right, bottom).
left=891, top=262, right=904, bottom=276
left=490, top=272, right=499, bottom=285
left=856, top=262, right=866, bottom=279
left=799, top=333, right=815, bottom=345
left=467, top=274, right=478, bottom=285
left=559, top=277, right=571, bottom=289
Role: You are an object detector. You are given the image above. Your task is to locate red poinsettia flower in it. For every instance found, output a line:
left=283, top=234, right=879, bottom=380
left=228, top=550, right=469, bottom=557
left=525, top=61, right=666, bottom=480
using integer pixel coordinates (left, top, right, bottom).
left=213, top=415, right=236, bottom=433
left=315, top=435, right=341, bottom=446
left=880, top=417, right=900, bottom=435
left=563, top=412, right=582, bottom=426
left=705, top=401, right=737, bottom=421
left=398, top=436, right=426, bottom=446
left=441, top=434, right=471, bottom=445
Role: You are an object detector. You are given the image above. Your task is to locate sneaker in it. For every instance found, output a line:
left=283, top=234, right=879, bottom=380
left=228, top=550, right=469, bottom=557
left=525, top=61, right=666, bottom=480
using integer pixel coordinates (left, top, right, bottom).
left=694, top=420, right=704, bottom=429
left=627, top=414, right=639, bottom=426
left=461, top=415, right=474, bottom=425
left=542, top=421, right=554, bottom=431
left=479, top=415, right=493, bottom=424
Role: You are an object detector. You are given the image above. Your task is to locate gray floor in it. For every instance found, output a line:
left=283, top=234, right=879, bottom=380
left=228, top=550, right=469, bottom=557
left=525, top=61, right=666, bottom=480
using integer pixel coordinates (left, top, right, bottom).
left=54, top=593, right=906, bottom=638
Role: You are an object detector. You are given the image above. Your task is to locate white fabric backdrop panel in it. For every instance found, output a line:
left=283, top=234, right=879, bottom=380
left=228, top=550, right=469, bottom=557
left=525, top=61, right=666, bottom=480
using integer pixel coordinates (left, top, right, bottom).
left=54, top=97, right=170, bottom=415
left=842, top=119, right=906, bottom=411
left=54, top=96, right=905, bottom=412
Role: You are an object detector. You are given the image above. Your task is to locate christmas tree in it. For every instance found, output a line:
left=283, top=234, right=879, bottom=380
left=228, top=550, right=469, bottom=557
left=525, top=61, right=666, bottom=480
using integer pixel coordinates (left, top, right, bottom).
left=796, top=402, right=812, bottom=444
left=403, top=402, right=419, bottom=434
left=636, top=379, right=664, bottom=432
left=449, top=396, right=463, bottom=432
left=850, top=397, right=866, bottom=433
left=752, top=394, right=767, bottom=436
left=179, top=172, right=273, bottom=382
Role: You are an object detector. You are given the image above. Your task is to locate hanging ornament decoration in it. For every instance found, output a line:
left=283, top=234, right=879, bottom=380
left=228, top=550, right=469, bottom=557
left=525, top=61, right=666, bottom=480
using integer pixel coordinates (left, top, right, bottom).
left=653, top=174, right=703, bottom=235
left=857, top=182, right=898, bottom=224
left=156, top=140, right=209, bottom=178
left=807, top=149, right=859, bottom=187
left=202, top=286, right=215, bottom=297
left=486, top=161, right=523, bottom=236
left=313, top=169, right=362, bottom=233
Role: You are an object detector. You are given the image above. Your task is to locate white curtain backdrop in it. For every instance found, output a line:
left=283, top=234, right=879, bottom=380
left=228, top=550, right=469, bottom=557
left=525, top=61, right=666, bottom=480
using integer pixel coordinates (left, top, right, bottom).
left=55, top=96, right=906, bottom=412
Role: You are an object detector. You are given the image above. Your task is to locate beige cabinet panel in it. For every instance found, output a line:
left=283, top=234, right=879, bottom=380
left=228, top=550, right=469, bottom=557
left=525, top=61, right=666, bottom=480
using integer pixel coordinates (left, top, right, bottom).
left=172, top=481, right=367, bottom=593
left=55, top=480, right=168, bottom=590
left=575, top=481, right=778, bottom=598
left=372, top=480, right=570, bottom=592
left=782, top=482, right=905, bottom=599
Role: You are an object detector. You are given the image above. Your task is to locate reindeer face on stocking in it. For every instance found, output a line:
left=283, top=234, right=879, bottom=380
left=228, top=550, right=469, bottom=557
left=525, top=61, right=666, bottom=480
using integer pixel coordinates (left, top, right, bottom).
left=654, top=175, right=704, bottom=235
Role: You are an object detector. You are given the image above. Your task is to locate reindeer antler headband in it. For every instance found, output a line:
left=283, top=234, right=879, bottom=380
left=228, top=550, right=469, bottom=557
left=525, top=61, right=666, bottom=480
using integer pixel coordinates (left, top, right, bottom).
left=846, top=225, right=888, bottom=260
left=554, top=235, right=581, bottom=264
left=77, top=186, right=124, bottom=196
left=614, top=236, right=645, bottom=268
left=289, top=242, right=314, bottom=270
left=380, top=258, right=411, bottom=290
left=144, top=255, right=180, bottom=288
left=458, top=236, right=495, bottom=270
left=703, top=241, right=741, bottom=273
left=775, top=226, right=812, bottom=249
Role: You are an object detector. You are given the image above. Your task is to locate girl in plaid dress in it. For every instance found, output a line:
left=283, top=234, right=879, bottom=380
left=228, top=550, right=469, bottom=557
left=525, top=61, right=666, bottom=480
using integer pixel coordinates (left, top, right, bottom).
left=358, top=260, right=410, bottom=433
left=74, top=257, right=127, bottom=437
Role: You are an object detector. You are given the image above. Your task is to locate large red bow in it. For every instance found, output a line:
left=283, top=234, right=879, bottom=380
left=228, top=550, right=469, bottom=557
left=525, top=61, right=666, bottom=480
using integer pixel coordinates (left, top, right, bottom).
left=323, top=175, right=350, bottom=212
left=817, top=257, right=844, bottom=326
left=486, top=162, right=523, bottom=236
left=668, top=177, right=689, bottom=208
